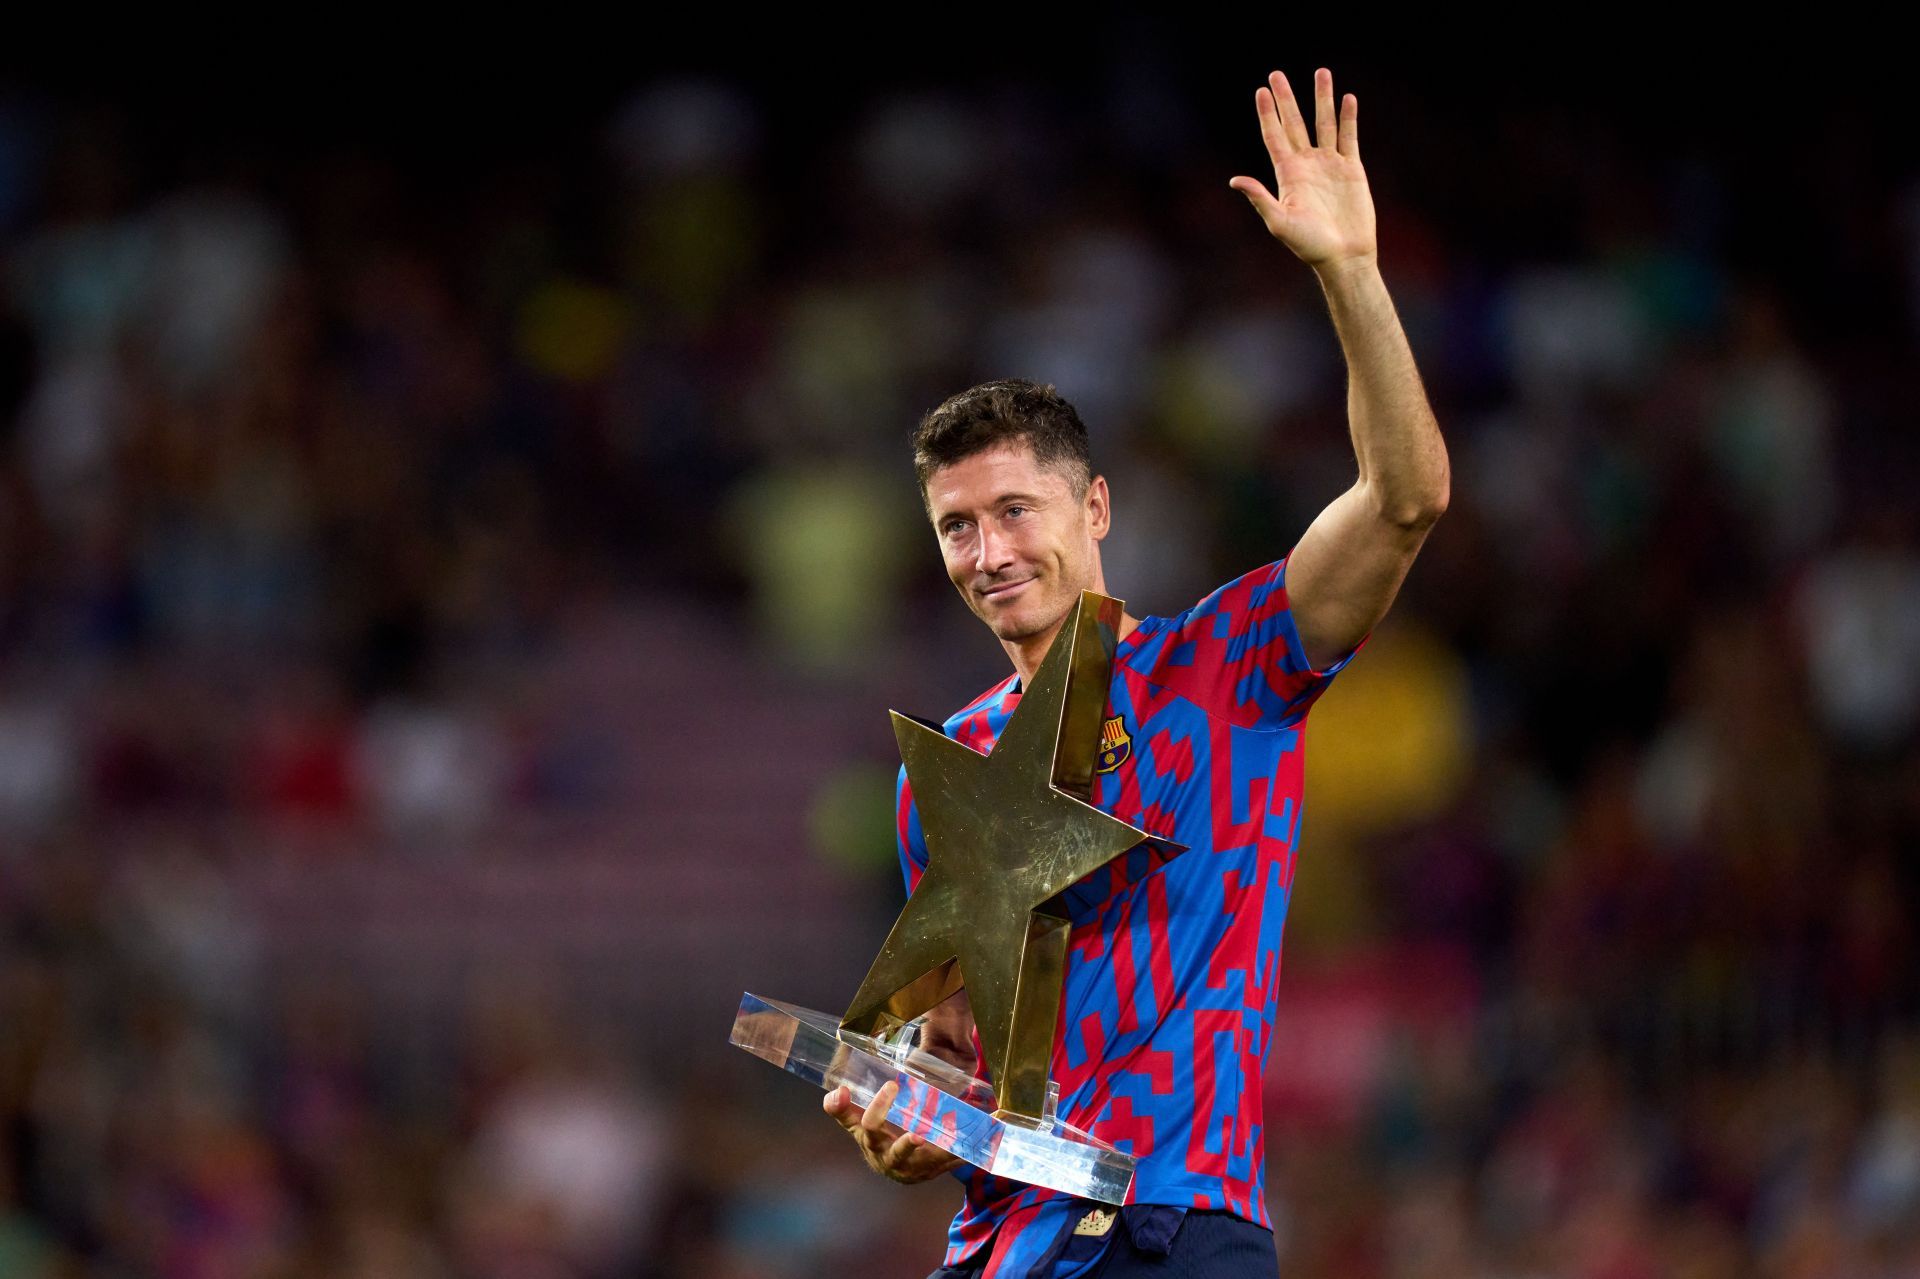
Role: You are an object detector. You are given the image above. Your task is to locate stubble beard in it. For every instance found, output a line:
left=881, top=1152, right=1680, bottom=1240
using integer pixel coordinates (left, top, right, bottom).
left=971, top=554, right=1093, bottom=646
left=984, top=589, right=1074, bottom=646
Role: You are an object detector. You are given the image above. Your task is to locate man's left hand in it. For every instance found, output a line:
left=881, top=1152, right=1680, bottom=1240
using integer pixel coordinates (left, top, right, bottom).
left=1229, top=68, right=1377, bottom=272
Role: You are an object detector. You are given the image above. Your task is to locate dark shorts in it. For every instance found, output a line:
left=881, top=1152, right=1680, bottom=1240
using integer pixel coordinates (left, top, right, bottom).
left=929, top=1208, right=1280, bottom=1279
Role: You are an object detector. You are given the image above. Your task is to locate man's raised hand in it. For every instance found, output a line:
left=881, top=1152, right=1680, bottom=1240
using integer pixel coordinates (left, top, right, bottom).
left=824, top=1081, right=964, bottom=1184
left=1229, top=68, right=1377, bottom=272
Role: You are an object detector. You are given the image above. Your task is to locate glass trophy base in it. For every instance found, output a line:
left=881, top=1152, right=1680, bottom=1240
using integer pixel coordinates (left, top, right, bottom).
left=732, top=991, right=1135, bottom=1204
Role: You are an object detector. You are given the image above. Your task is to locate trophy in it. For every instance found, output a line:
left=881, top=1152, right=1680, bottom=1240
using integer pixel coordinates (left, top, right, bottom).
left=731, top=591, right=1184, bottom=1202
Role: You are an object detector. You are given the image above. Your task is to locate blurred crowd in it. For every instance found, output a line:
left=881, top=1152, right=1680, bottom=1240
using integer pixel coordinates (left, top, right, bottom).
left=2, top=54, right=1919, bottom=1278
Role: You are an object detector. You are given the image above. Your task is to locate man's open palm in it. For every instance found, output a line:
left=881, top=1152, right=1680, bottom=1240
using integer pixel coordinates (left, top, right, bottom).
left=1230, top=68, right=1376, bottom=270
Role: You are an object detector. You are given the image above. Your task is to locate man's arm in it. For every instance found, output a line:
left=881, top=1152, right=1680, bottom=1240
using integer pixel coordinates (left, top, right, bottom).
left=919, top=990, right=978, bottom=1072
left=1230, top=68, right=1449, bottom=671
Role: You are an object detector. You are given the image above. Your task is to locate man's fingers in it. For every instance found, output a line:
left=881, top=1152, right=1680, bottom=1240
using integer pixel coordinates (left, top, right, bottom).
left=1229, top=177, right=1284, bottom=236
left=860, top=1080, right=899, bottom=1135
left=1255, top=86, right=1291, bottom=161
left=881, top=1130, right=964, bottom=1182
left=1228, top=176, right=1272, bottom=203
left=824, top=1084, right=868, bottom=1129
left=885, top=1130, right=921, bottom=1168
left=825, top=1082, right=966, bottom=1182
left=1270, top=71, right=1312, bottom=152
left=826, top=1082, right=964, bottom=1182
left=1313, top=68, right=1337, bottom=150
left=826, top=1083, right=903, bottom=1155
left=1338, top=93, right=1359, bottom=160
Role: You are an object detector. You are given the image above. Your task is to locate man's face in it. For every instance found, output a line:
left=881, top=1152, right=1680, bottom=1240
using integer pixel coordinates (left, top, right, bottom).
left=925, top=441, right=1109, bottom=645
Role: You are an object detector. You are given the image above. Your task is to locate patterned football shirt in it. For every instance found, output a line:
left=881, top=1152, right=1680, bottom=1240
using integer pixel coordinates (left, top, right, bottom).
left=895, top=553, right=1365, bottom=1276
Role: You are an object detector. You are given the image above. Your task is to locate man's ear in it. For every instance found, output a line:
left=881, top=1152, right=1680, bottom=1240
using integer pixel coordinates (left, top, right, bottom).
left=1085, top=475, right=1110, bottom=540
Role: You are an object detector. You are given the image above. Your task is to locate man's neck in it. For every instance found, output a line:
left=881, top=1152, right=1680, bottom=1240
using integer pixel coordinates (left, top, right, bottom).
left=1003, top=611, right=1140, bottom=690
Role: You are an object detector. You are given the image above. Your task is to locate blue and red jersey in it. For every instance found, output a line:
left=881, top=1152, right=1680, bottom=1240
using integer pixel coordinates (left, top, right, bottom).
left=895, top=553, right=1365, bottom=1276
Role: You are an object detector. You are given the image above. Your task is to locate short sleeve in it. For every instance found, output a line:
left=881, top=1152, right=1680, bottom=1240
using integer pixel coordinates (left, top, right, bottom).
left=1129, top=552, right=1366, bottom=730
left=895, top=764, right=930, bottom=896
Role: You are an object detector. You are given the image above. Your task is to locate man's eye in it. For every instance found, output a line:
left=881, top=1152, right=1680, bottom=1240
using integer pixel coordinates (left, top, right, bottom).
left=1005, top=506, right=1027, bottom=518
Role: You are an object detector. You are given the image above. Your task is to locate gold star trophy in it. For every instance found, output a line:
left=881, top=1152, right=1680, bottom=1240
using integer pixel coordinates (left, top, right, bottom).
left=731, top=591, right=1184, bottom=1201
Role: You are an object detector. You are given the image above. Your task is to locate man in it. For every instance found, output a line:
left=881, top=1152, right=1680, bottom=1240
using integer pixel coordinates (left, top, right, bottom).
left=825, top=67, right=1448, bottom=1277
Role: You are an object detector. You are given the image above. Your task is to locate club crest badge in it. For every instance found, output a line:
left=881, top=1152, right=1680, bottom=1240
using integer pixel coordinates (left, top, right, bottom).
left=1096, top=715, right=1131, bottom=773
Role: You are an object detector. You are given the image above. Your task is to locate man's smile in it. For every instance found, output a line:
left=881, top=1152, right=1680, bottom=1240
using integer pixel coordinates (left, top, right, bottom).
left=979, top=578, right=1035, bottom=601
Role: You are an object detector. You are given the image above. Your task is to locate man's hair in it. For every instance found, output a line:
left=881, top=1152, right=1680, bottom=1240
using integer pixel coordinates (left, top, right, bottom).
left=911, top=379, right=1093, bottom=505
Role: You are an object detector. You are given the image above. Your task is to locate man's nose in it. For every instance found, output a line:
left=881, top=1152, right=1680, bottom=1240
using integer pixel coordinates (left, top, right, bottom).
left=975, top=520, right=1015, bottom=574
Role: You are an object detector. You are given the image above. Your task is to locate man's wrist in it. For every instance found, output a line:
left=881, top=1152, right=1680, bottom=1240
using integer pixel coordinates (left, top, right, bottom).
left=1312, top=252, right=1381, bottom=293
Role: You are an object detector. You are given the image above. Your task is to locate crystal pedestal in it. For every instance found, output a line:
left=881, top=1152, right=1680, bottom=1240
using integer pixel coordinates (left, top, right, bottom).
left=731, top=992, right=1134, bottom=1203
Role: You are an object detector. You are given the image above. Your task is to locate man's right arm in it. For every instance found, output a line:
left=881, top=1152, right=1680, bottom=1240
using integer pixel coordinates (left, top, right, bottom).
left=920, top=990, right=978, bottom=1073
